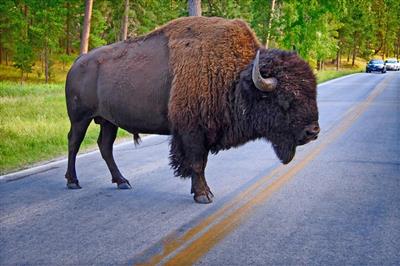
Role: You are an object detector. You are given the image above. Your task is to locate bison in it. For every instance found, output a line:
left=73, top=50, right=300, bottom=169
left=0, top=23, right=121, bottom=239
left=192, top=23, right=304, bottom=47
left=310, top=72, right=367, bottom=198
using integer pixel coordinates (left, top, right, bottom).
left=65, top=17, right=319, bottom=204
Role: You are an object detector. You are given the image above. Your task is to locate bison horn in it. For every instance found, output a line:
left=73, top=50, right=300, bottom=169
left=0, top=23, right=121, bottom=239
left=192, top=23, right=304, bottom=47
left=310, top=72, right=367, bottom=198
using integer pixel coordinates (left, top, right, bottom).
left=252, top=50, right=277, bottom=92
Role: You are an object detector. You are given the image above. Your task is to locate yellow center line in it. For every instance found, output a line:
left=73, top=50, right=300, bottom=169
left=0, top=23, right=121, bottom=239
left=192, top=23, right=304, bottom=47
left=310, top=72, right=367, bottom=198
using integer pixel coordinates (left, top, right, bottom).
left=137, top=165, right=286, bottom=266
left=138, top=75, right=392, bottom=266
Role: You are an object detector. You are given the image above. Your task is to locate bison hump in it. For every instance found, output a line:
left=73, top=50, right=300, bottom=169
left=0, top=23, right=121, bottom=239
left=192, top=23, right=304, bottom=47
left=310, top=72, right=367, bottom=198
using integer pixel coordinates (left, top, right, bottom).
left=164, top=17, right=260, bottom=139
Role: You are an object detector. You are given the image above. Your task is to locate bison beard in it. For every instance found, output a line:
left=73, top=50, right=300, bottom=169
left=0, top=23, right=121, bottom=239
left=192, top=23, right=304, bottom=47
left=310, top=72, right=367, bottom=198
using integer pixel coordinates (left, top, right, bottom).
left=64, top=16, right=319, bottom=204
left=272, top=142, right=296, bottom=164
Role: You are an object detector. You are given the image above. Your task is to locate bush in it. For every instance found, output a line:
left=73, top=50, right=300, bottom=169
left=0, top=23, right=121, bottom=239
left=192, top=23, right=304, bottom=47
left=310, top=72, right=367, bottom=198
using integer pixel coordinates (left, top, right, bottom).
left=13, top=42, right=36, bottom=81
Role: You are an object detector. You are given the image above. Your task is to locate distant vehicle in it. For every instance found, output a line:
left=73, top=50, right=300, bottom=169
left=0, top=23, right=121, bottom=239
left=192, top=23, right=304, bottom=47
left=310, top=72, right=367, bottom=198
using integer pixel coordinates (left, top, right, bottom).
left=366, top=59, right=386, bottom=73
left=384, top=58, right=399, bottom=71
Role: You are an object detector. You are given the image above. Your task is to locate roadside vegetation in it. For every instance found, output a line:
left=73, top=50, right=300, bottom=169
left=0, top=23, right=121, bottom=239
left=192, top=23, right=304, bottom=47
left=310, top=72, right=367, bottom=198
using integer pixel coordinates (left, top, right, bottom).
left=316, top=58, right=365, bottom=83
left=317, top=69, right=361, bottom=84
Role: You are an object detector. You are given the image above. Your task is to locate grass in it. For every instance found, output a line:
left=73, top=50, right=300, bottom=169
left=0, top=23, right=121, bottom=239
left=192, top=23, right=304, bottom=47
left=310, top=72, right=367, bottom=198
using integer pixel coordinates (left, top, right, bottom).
left=316, top=68, right=363, bottom=83
left=0, top=81, right=128, bottom=174
left=0, top=58, right=365, bottom=174
left=0, top=60, right=73, bottom=84
left=316, top=58, right=365, bottom=83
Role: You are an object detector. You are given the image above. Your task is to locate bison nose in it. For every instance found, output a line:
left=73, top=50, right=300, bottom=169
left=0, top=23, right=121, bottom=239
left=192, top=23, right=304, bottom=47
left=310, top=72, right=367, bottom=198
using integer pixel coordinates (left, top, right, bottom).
left=304, top=123, right=320, bottom=139
left=297, top=122, right=320, bottom=145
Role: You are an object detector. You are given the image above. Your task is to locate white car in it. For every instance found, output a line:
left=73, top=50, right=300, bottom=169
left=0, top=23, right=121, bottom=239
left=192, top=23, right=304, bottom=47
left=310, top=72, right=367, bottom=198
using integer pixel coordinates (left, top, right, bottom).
left=384, top=58, right=399, bottom=71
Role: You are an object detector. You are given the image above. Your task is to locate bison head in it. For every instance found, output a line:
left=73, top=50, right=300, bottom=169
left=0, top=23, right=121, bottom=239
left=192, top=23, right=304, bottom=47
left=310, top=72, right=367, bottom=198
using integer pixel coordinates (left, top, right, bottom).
left=239, top=49, right=319, bottom=164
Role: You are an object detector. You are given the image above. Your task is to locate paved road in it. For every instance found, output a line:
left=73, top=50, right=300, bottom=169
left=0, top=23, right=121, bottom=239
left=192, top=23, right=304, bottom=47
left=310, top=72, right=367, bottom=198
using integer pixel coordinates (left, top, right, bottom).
left=1, top=71, right=399, bottom=265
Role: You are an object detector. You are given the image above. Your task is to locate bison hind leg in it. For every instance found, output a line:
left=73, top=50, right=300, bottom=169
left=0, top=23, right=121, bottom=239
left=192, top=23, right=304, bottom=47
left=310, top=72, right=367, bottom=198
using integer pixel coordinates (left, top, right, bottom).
left=96, top=118, right=131, bottom=189
left=133, top=133, right=141, bottom=146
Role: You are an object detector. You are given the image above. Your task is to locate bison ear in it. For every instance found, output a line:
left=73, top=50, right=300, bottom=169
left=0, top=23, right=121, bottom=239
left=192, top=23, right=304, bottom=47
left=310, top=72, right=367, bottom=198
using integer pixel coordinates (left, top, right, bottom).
left=277, top=92, right=293, bottom=111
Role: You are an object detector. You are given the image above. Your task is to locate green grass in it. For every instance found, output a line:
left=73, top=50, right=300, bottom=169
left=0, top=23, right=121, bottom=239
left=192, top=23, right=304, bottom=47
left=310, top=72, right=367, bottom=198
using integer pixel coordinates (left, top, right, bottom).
left=0, top=81, right=128, bottom=174
left=316, top=58, right=366, bottom=83
left=0, top=63, right=365, bottom=174
left=316, top=69, right=363, bottom=83
left=0, top=59, right=73, bottom=84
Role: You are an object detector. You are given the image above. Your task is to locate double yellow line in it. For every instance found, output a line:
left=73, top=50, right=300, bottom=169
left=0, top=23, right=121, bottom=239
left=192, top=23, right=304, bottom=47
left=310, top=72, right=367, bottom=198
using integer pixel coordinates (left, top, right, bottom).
left=137, top=75, right=392, bottom=266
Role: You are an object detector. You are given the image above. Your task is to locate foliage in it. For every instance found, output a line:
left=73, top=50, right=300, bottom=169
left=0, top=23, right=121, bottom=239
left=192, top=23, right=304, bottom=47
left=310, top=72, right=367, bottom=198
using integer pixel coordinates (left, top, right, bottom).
left=13, top=41, right=35, bottom=79
left=1, top=0, right=399, bottom=79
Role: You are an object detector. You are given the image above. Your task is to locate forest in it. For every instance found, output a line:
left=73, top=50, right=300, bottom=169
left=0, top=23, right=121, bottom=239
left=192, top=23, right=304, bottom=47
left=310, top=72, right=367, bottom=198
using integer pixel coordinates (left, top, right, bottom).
left=1, top=0, right=399, bottom=83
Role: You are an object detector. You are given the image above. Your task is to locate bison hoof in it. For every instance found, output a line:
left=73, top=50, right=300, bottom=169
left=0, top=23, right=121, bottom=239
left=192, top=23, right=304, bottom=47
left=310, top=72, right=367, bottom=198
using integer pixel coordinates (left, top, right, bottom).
left=194, top=192, right=214, bottom=204
left=117, top=182, right=132, bottom=189
left=67, top=182, right=82, bottom=189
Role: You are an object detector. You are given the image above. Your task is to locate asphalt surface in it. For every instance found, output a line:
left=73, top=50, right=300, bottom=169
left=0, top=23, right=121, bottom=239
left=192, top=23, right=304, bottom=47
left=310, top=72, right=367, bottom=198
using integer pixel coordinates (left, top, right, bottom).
left=1, top=71, right=399, bottom=265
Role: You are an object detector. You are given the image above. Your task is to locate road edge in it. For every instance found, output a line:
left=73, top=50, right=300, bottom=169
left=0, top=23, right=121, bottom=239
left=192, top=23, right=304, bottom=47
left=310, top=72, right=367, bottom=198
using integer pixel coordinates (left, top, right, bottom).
left=0, top=135, right=160, bottom=181
left=318, top=72, right=361, bottom=87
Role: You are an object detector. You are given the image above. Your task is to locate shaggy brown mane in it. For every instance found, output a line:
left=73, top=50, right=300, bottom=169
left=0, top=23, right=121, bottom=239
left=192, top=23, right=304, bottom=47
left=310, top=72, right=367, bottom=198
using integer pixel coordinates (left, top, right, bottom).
left=161, top=17, right=261, bottom=143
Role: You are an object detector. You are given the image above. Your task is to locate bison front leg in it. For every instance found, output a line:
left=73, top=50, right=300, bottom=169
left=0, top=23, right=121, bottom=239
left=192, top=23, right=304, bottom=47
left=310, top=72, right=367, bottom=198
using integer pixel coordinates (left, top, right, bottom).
left=171, top=132, right=214, bottom=204
left=65, top=118, right=92, bottom=189
left=190, top=158, right=214, bottom=204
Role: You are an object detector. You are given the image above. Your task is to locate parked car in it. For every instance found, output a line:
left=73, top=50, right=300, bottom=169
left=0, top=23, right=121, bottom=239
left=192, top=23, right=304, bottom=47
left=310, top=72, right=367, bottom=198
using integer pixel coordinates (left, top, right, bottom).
left=366, top=59, right=386, bottom=73
left=384, top=58, right=399, bottom=71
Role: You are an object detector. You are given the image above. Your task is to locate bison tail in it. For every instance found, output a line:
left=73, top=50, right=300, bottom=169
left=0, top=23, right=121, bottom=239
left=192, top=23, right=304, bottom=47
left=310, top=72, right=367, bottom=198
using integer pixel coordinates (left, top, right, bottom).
left=133, top=133, right=141, bottom=146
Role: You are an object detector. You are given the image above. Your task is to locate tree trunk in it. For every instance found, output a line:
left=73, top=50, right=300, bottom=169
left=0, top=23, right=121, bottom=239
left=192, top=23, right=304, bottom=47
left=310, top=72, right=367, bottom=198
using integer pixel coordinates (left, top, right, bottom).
left=41, top=51, right=44, bottom=73
left=80, top=0, right=93, bottom=54
left=44, top=44, right=49, bottom=83
left=396, top=33, right=400, bottom=60
left=336, top=49, right=340, bottom=71
left=382, top=16, right=389, bottom=59
left=265, top=0, right=276, bottom=48
left=120, top=0, right=129, bottom=41
left=0, top=34, right=2, bottom=65
left=188, top=0, right=201, bottom=16
left=382, top=42, right=386, bottom=59
left=352, top=50, right=356, bottom=67
left=319, top=60, right=323, bottom=71
left=66, top=2, right=72, bottom=55
left=352, top=33, right=357, bottom=67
